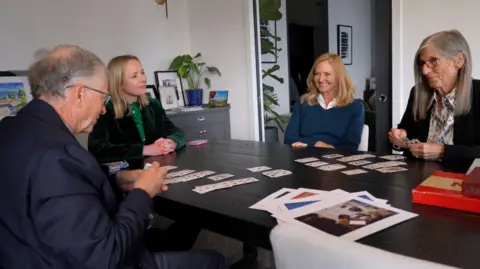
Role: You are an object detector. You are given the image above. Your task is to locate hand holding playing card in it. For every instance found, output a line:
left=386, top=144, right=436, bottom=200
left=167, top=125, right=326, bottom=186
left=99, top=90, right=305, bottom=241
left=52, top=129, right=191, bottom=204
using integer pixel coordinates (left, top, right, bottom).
left=292, top=142, right=308, bottom=148
left=388, top=128, right=408, bottom=149
left=133, top=162, right=168, bottom=197
left=408, top=143, right=444, bottom=160
left=314, top=141, right=335, bottom=149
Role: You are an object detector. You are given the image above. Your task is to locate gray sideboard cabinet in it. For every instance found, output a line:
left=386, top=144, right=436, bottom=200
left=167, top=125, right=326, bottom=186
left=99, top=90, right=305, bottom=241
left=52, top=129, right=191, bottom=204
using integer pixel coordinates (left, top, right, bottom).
left=166, top=105, right=231, bottom=142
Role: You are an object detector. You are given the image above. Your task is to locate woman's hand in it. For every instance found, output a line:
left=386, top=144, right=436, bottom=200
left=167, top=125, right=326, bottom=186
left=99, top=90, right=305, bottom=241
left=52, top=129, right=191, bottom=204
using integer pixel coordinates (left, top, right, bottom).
left=155, top=138, right=176, bottom=154
left=292, top=142, right=308, bottom=148
left=314, top=141, right=335, bottom=149
left=409, top=143, right=445, bottom=160
left=388, top=128, right=408, bottom=149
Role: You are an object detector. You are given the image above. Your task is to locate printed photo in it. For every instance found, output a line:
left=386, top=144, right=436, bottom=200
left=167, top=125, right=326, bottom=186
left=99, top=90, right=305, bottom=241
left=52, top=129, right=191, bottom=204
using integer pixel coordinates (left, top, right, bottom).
left=159, top=87, right=178, bottom=110
left=208, top=90, right=228, bottom=107
left=0, top=81, right=28, bottom=119
left=295, top=199, right=397, bottom=236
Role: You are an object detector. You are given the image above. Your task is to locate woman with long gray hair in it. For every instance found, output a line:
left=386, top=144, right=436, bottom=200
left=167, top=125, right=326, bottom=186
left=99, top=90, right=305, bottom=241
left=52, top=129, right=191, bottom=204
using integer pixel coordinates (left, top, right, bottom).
left=389, top=29, right=480, bottom=162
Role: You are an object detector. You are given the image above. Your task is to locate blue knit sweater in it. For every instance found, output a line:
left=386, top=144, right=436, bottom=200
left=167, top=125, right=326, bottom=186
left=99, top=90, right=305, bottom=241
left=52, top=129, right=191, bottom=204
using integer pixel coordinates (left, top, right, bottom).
left=284, top=99, right=365, bottom=151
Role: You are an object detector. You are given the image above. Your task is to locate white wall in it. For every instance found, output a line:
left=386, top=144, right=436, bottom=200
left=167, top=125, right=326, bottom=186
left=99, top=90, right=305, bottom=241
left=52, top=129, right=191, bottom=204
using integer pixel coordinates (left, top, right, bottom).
left=0, top=0, right=191, bottom=86
left=262, top=0, right=290, bottom=116
left=392, top=0, right=480, bottom=127
left=187, top=0, right=258, bottom=140
left=328, top=0, right=372, bottom=99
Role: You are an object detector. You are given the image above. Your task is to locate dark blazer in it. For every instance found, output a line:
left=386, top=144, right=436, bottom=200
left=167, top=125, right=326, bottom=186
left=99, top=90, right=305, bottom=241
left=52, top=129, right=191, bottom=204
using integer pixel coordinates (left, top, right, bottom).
left=89, top=97, right=185, bottom=163
left=398, top=79, right=480, bottom=163
left=0, top=99, right=158, bottom=269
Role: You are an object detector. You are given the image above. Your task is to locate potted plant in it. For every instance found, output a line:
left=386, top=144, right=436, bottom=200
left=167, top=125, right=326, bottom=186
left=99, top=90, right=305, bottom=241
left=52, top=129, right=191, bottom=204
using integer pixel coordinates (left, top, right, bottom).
left=260, top=0, right=286, bottom=142
left=168, top=53, right=221, bottom=106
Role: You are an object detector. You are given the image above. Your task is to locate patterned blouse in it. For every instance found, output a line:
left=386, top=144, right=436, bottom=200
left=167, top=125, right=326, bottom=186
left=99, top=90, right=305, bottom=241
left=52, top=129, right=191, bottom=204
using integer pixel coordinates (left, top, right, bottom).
left=427, top=90, right=455, bottom=145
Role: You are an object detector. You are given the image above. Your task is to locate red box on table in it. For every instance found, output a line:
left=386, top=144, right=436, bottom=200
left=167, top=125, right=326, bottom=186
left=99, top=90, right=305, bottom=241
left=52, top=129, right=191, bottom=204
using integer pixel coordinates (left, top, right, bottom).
left=412, top=171, right=480, bottom=214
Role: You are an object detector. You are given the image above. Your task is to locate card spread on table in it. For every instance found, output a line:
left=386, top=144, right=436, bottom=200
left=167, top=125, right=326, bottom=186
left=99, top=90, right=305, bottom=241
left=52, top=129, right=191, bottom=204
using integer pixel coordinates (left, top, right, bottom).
left=322, top=154, right=344, bottom=159
left=208, top=173, right=234, bottom=181
left=305, top=161, right=329, bottom=167
left=337, top=154, right=376, bottom=163
left=317, top=164, right=346, bottom=171
left=376, top=166, right=409, bottom=173
left=379, top=155, right=406, bottom=161
left=348, top=160, right=372, bottom=166
left=247, top=166, right=272, bottom=172
left=167, top=169, right=196, bottom=179
left=193, top=177, right=259, bottom=194
left=363, top=161, right=407, bottom=170
left=181, top=170, right=216, bottom=182
left=342, top=169, right=368, bottom=175
left=294, top=157, right=319, bottom=163
left=262, top=169, right=292, bottom=178
left=163, top=165, right=178, bottom=171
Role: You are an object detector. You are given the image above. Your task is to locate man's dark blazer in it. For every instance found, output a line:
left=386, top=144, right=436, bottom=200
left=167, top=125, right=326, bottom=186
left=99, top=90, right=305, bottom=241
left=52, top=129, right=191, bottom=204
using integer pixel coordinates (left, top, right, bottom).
left=0, top=99, right=157, bottom=269
left=397, top=79, right=480, bottom=163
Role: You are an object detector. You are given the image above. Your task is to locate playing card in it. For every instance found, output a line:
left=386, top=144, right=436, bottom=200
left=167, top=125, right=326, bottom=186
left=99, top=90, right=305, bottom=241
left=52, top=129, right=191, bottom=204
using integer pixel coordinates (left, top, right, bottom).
left=379, top=155, right=406, bottom=161
left=304, top=161, right=329, bottom=167
left=247, top=166, right=272, bottom=172
left=376, top=166, right=409, bottom=173
left=363, top=161, right=407, bottom=170
left=167, top=169, right=195, bottom=179
left=164, top=176, right=189, bottom=185
left=342, top=169, right=368, bottom=175
left=193, top=177, right=259, bottom=194
left=294, top=157, right=319, bottom=163
left=322, top=154, right=344, bottom=159
left=337, top=154, right=376, bottom=162
left=208, top=173, right=234, bottom=181
left=262, top=169, right=292, bottom=178
left=163, top=165, right=178, bottom=170
left=317, top=164, right=346, bottom=171
left=348, top=160, right=372, bottom=166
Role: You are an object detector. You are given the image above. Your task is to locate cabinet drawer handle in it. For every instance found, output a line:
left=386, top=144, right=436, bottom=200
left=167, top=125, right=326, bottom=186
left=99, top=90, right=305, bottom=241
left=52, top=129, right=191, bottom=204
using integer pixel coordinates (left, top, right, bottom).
left=199, top=129, right=208, bottom=134
left=197, top=117, right=205, bottom=121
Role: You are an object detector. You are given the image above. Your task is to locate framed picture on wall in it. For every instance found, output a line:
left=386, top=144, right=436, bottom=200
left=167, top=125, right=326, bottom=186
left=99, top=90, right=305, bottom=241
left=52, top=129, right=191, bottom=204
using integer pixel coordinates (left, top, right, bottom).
left=145, top=85, right=159, bottom=100
left=154, top=71, right=186, bottom=107
left=0, top=71, right=33, bottom=120
left=260, top=20, right=278, bottom=64
left=337, top=25, right=353, bottom=65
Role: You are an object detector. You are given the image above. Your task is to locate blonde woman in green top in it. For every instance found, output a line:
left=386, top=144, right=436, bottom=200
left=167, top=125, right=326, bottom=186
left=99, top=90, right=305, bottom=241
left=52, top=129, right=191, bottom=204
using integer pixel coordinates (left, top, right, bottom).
left=89, top=55, right=185, bottom=163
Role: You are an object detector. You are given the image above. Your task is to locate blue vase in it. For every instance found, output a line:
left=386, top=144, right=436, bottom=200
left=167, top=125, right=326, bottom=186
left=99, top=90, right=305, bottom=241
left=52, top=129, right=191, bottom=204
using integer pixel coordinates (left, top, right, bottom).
left=186, top=89, right=203, bottom=106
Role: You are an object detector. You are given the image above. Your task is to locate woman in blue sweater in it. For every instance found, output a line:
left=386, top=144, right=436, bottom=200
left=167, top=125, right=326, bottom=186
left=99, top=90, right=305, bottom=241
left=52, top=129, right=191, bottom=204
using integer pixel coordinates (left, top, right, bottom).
left=284, top=53, right=364, bottom=151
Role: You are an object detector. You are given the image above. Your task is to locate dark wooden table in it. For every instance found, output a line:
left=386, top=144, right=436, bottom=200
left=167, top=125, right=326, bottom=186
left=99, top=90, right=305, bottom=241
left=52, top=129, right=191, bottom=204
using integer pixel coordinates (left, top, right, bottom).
left=143, top=140, right=480, bottom=269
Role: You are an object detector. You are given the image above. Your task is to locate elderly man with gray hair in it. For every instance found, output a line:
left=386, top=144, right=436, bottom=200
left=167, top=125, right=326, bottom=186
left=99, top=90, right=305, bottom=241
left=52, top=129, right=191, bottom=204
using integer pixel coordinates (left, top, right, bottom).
left=389, top=29, right=480, bottom=163
left=0, top=45, right=226, bottom=269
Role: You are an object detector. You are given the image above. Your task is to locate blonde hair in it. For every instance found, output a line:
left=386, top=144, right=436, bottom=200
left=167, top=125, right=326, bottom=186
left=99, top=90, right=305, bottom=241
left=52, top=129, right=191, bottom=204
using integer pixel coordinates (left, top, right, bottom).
left=301, top=53, right=355, bottom=107
left=412, top=29, right=472, bottom=120
left=107, top=55, right=149, bottom=119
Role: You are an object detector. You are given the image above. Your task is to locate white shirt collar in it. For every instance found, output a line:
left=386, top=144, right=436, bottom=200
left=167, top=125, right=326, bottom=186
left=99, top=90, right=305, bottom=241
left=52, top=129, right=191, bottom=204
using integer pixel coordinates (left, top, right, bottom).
left=318, top=95, right=336, bottom=109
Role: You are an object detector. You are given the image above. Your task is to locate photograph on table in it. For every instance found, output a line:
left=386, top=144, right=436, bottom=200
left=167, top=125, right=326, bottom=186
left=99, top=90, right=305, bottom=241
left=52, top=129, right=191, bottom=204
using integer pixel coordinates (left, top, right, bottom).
left=250, top=187, right=295, bottom=212
left=277, top=196, right=417, bottom=241
left=0, top=72, right=32, bottom=120
left=154, top=70, right=185, bottom=107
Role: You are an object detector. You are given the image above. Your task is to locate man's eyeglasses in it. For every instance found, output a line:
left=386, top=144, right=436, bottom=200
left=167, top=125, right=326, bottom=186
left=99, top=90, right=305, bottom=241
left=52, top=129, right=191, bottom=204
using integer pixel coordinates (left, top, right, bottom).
left=65, top=84, right=111, bottom=104
left=417, top=57, right=440, bottom=69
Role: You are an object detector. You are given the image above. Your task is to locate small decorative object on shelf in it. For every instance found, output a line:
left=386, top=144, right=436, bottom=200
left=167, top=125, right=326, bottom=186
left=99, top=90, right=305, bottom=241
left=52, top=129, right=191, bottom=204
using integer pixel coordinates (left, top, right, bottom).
left=208, top=90, right=228, bottom=107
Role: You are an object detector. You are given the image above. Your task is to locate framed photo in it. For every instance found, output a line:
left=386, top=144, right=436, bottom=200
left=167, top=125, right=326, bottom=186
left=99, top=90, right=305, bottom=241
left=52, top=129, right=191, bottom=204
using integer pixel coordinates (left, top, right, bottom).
left=0, top=71, right=33, bottom=120
left=260, top=20, right=277, bottom=64
left=337, top=25, right=353, bottom=65
left=145, top=85, right=159, bottom=100
left=158, top=86, right=178, bottom=110
left=154, top=71, right=185, bottom=107
left=208, top=90, right=228, bottom=107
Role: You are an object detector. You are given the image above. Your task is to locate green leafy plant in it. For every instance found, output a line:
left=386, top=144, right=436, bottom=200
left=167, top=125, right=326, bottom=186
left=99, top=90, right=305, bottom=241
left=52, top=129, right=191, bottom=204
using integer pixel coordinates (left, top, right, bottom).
left=168, top=53, right=221, bottom=90
left=259, top=0, right=286, bottom=132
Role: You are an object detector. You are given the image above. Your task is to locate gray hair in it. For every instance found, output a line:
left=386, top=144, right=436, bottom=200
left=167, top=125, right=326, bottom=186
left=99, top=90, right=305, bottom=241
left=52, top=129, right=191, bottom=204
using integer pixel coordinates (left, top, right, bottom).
left=412, top=29, right=473, bottom=120
left=28, top=45, right=107, bottom=98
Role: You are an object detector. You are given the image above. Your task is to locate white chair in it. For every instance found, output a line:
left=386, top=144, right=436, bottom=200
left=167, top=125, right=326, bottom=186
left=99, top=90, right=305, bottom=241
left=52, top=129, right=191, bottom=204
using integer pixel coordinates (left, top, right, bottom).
left=270, top=223, right=458, bottom=269
left=358, top=124, right=369, bottom=151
